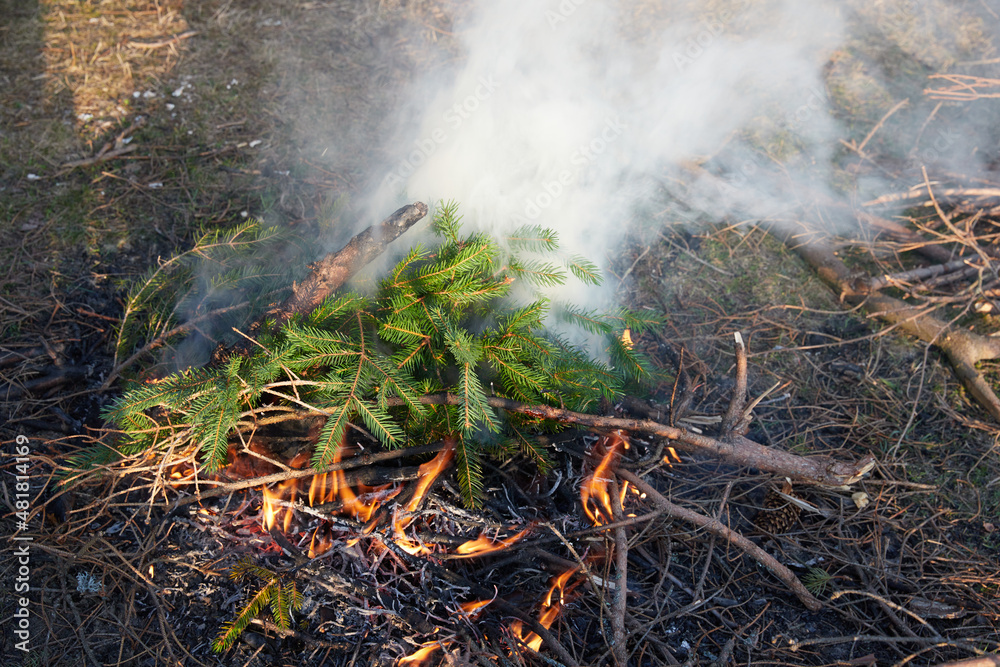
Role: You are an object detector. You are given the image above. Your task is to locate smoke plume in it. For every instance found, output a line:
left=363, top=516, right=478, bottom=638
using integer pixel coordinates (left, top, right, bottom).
left=371, top=0, right=848, bottom=294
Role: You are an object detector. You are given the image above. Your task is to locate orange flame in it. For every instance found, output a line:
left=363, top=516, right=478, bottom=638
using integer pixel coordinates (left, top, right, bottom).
left=306, top=445, right=397, bottom=522
left=452, top=526, right=532, bottom=558
left=390, top=440, right=457, bottom=556
left=510, top=619, right=544, bottom=653
left=308, top=525, right=334, bottom=558
left=398, top=641, right=442, bottom=665
left=459, top=599, right=493, bottom=616
left=260, top=440, right=459, bottom=560
left=405, top=440, right=456, bottom=512
left=544, top=566, right=579, bottom=607
left=510, top=566, right=581, bottom=653
left=580, top=434, right=626, bottom=526
left=393, top=514, right=433, bottom=556
left=261, top=480, right=297, bottom=532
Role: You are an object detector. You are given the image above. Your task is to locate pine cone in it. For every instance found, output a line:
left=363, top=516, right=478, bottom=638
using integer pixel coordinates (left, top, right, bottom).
left=753, top=480, right=802, bottom=535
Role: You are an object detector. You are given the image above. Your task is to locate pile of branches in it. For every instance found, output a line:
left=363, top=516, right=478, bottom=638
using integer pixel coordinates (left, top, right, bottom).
left=10, top=193, right=999, bottom=666
left=57, top=200, right=891, bottom=663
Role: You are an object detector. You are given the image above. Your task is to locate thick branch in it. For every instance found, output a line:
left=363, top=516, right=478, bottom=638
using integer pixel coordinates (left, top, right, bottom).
left=398, top=393, right=875, bottom=486
left=217, top=202, right=428, bottom=363
left=617, top=468, right=823, bottom=611
left=271, top=202, right=428, bottom=326
left=782, top=228, right=1000, bottom=421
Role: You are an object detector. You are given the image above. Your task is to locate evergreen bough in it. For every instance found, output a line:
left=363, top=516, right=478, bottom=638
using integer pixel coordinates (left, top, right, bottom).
left=212, top=557, right=303, bottom=652
left=100, top=202, right=660, bottom=507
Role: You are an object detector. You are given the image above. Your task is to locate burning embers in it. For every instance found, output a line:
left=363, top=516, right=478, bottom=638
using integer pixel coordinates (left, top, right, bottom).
left=255, top=431, right=640, bottom=664
left=260, top=442, right=400, bottom=535
left=510, top=565, right=583, bottom=652
left=397, top=642, right=443, bottom=665
left=258, top=438, right=533, bottom=561
left=581, top=432, right=628, bottom=526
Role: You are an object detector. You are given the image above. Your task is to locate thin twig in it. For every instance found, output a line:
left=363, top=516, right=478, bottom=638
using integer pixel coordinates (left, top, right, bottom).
left=616, top=468, right=823, bottom=611
left=608, top=478, right=629, bottom=667
left=857, top=98, right=910, bottom=155
left=126, top=30, right=199, bottom=49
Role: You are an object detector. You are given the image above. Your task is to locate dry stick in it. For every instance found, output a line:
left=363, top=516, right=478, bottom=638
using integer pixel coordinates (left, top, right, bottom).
left=857, top=210, right=958, bottom=265
left=396, top=394, right=875, bottom=486
left=780, top=227, right=1000, bottom=421
left=61, top=571, right=103, bottom=667
left=269, top=202, right=428, bottom=328
left=218, top=201, right=427, bottom=362
left=863, top=187, right=1000, bottom=207
left=62, top=116, right=146, bottom=169
left=62, top=143, right=137, bottom=168
left=925, top=74, right=1000, bottom=100
left=126, top=30, right=199, bottom=49
left=608, top=478, right=629, bottom=667
left=615, top=468, right=823, bottom=612
left=0, top=366, right=88, bottom=400
left=864, top=258, right=981, bottom=292
left=720, top=331, right=748, bottom=435
left=855, top=98, right=910, bottom=157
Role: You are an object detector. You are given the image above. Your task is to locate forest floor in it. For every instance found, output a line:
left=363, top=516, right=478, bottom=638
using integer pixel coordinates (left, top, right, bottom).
left=1, top=1, right=998, bottom=666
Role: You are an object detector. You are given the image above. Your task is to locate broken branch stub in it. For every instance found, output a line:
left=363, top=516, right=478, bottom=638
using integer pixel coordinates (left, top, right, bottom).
left=273, top=202, right=429, bottom=326
left=217, top=202, right=428, bottom=363
left=720, top=331, right=749, bottom=435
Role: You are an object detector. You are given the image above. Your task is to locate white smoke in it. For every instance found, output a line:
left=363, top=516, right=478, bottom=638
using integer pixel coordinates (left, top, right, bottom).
left=370, top=0, right=847, bottom=292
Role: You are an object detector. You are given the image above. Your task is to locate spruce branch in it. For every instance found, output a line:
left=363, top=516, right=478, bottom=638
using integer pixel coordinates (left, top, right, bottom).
left=213, top=557, right=303, bottom=653
left=102, top=202, right=662, bottom=503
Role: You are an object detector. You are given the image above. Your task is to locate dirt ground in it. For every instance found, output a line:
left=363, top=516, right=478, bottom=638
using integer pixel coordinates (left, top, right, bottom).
left=1, top=1, right=999, bottom=666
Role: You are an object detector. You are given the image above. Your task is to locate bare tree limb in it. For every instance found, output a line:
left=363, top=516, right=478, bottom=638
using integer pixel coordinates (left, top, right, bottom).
left=394, top=393, right=876, bottom=486
left=217, top=202, right=428, bottom=362
left=271, top=202, right=428, bottom=326
left=780, top=227, right=1000, bottom=421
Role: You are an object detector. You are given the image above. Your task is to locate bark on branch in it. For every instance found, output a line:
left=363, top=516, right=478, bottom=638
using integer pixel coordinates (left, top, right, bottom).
left=396, top=393, right=875, bottom=486
left=779, top=227, right=1000, bottom=421
left=271, top=202, right=428, bottom=327
left=218, top=202, right=428, bottom=362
